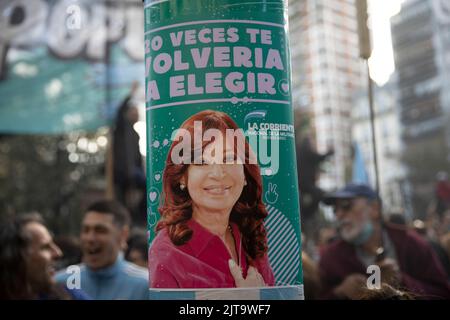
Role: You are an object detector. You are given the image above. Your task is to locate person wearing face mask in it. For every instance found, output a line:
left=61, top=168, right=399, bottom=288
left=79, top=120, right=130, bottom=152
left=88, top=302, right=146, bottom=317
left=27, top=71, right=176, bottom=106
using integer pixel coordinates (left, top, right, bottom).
left=318, top=184, right=450, bottom=300
left=55, top=200, right=148, bottom=299
left=149, top=110, right=275, bottom=289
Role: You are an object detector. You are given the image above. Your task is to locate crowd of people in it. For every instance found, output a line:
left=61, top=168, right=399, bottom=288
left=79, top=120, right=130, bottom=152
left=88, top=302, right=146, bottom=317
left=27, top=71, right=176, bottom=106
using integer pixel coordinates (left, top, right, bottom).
left=1, top=182, right=450, bottom=300
left=1, top=90, right=449, bottom=299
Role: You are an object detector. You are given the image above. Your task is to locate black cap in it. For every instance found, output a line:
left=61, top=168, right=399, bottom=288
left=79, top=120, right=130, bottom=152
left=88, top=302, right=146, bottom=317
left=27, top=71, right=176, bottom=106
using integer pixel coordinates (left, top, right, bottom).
left=322, top=183, right=378, bottom=205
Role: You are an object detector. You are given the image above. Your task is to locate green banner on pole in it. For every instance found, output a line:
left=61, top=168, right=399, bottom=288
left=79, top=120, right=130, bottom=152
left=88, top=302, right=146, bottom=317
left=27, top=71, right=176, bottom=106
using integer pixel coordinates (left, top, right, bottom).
left=145, top=0, right=303, bottom=299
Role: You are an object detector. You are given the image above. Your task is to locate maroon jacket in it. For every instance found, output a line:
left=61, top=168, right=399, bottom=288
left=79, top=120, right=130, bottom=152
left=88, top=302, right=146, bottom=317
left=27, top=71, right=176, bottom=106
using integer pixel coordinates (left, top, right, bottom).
left=319, top=224, right=450, bottom=299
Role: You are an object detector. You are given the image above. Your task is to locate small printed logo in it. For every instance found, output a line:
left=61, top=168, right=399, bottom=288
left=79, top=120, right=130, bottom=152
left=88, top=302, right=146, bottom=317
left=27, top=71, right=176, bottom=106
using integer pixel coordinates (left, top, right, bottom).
left=66, top=5, right=81, bottom=30
left=66, top=265, right=81, bottom=290
left=278, top=79, right=290, bottom=96
left=265, top=183, right=279, bottom=204
left=366, top=265, right=381, bottom=290
left=148, top=187, right=160, bottom=205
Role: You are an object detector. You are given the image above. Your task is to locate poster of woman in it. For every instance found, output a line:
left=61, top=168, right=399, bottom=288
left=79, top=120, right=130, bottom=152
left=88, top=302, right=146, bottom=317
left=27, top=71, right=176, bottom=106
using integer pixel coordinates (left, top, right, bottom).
left=149, top=110, right=275, bottom=288
left=145, top=0, right=303, bottom=300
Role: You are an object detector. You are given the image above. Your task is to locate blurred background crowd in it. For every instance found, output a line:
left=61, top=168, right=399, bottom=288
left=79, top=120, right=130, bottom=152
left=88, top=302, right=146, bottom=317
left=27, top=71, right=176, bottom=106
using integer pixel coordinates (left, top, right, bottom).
left=1, top=0, right=450, bottom=299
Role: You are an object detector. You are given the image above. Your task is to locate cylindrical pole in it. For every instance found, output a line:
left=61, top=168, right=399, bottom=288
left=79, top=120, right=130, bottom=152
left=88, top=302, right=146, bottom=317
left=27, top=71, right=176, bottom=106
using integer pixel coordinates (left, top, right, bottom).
left=367, top=61, right=380, bottom=194
left=357, top=0, right=379, bottom=193
left=145, top=0, right=303, bottom=299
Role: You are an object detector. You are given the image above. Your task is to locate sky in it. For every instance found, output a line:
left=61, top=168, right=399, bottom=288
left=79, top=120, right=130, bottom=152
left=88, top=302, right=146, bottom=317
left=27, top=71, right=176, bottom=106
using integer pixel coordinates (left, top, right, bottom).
left=368, top=0, right=405, bottom=86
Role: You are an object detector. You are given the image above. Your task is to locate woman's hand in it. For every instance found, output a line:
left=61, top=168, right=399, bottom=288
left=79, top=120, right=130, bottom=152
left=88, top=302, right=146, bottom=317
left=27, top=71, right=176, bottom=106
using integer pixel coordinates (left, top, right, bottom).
left=228, top=259, right=266, bottom=287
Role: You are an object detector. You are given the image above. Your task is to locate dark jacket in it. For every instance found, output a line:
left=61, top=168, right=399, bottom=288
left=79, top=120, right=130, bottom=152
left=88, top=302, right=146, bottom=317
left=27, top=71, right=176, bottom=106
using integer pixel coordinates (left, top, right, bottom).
left=319, top=223, right=450, bottom=299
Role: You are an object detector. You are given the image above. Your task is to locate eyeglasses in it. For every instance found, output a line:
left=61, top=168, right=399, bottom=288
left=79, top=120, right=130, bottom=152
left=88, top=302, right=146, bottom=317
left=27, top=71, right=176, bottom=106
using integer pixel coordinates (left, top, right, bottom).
left=333, top=199, right=354, bottom=214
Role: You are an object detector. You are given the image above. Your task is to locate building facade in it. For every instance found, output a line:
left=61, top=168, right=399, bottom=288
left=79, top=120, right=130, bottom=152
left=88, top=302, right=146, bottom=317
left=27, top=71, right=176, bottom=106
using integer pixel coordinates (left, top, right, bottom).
left=391, top=0, right=450, bottom=144
left=289, top=0, right=367, bottom=191
left=391, top=0, right=450, bottom=217
left=352, top=77, right=408, bottom=216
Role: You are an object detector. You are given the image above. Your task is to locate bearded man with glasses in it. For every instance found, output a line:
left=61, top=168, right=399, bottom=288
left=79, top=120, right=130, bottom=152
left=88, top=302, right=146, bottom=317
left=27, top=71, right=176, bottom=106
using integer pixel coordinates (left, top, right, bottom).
left=318, top=184, right=450, bottom=300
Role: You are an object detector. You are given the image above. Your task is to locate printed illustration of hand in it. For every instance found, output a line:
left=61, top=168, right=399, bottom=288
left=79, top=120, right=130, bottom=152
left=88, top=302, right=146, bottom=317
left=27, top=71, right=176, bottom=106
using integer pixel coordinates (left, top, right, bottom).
left=265, top=183, right=279, bottom=204
left=148, top=210, right=158, bottom=227
left=229, top=260, right=266, bottom=288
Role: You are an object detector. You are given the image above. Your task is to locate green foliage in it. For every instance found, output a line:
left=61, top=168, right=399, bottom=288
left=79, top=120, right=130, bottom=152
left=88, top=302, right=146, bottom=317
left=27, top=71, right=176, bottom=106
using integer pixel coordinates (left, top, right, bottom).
left=0, top=129, right=109, bottom=235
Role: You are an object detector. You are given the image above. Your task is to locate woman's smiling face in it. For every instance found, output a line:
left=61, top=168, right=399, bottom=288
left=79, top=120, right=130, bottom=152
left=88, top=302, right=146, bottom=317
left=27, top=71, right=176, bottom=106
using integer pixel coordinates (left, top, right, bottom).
left=183, top=136, right=246, bottom=214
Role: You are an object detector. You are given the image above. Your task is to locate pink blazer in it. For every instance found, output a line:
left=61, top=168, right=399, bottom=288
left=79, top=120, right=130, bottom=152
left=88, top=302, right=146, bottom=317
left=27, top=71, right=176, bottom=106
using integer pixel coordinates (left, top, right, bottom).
left=149, top=219, right=275, bottom=288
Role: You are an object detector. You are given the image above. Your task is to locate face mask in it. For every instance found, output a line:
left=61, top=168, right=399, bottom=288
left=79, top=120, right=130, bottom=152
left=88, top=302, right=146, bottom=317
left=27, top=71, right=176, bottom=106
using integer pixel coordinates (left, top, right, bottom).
left=347, top=220, right=374, bottom=246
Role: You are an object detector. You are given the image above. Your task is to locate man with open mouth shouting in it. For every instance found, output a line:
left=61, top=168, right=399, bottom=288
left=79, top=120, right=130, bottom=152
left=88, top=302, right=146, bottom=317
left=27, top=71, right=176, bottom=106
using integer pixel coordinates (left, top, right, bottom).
left=56, top=200, right=148, bottom=300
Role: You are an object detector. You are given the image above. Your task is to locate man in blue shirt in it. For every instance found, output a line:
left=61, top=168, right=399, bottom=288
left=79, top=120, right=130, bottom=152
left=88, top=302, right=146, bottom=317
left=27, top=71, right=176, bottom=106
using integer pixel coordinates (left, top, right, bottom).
left=56, top=200, right=148, bottom=300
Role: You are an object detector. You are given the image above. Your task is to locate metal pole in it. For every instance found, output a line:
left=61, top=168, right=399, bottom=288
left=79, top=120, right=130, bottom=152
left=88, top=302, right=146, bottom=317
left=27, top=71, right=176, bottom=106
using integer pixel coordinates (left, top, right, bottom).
left=367, top=60, right=380, bottom=194
left=357, top=0, right=379, bottom=192
left=105, top=2, right=114, bottom=200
